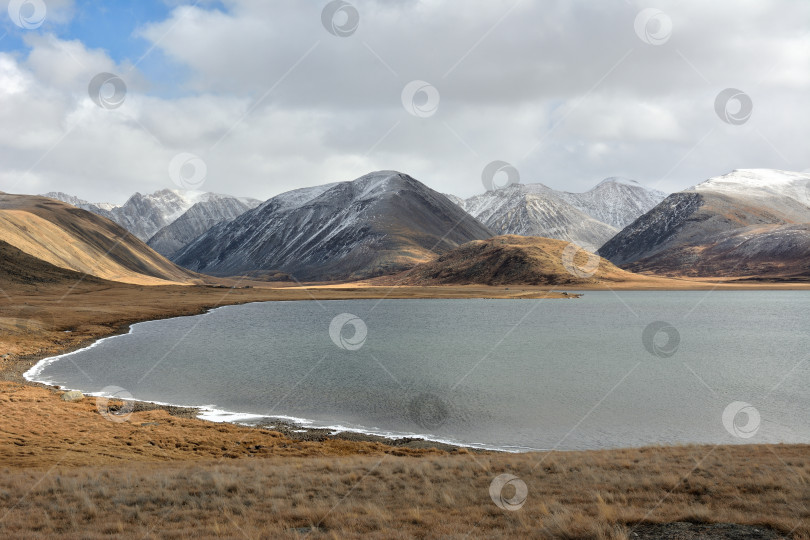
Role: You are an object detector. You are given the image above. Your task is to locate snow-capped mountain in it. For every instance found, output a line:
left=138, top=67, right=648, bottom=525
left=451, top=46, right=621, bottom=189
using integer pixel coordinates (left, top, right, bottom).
left=172, top=171, right=493, bottom=281
left=456, top=184, right=618, bottom=250
left=450, top=178, right=666, bottom=250
left=110, top=190, right=225, bottom=241
left=42, top=192, right=116, bottom=221
left=557, top=177, right=667, bottom=229
left=44, top=190, right=261, bottom=242
left=598, top=169, right=810, bottom=278
left=147, top=197, right=261, bottom=258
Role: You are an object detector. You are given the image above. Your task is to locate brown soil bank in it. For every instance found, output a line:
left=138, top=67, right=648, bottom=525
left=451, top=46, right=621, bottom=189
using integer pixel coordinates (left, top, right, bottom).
left=0, top=445, right=806, bottom=539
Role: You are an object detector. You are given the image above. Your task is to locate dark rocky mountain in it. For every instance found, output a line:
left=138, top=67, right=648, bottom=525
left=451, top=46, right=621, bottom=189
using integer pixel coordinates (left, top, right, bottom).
left=172, top=171, right=494, bottom=281
left=147, top=197, right=257, bottom=259
left=598, top=169, right=810, bottom=278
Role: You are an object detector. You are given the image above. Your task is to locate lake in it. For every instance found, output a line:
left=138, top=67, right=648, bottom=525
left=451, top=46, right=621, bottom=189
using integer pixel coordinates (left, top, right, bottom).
left=26, top=291, right=810, bottom=451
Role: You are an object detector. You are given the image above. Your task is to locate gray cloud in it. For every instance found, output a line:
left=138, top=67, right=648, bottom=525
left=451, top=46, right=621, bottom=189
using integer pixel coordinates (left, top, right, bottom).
left=2, top=0, right=809, bottom=203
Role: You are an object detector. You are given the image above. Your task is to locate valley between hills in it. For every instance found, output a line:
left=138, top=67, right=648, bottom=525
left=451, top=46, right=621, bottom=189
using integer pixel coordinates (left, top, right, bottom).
left=2, top=168, right=809, bottom=538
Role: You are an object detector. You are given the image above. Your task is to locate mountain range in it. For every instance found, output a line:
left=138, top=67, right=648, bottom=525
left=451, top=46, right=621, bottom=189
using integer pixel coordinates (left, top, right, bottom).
left=30, top=168, right=810, bottom=285
left=452, top=178, right=666, bottom=250
left=172, top=171, right=493, bottom=281
left=0, top=193, right=199, bottom=285
left=599, top=169, right=810, bottom=279
left=43, top=190, right=261, bottom=242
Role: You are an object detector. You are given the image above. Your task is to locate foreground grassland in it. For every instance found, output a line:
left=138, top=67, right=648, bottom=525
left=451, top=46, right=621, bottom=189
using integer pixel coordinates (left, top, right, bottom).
left=0, top=445, right=807, bottom=538
left=0, top=280, right=808, bottom=538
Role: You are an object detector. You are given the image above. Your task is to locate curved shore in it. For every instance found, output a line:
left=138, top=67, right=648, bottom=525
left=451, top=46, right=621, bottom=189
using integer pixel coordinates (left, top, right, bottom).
left=1, top=280, right=808, bottom=538
left=3, top=282, right=582, bottom=459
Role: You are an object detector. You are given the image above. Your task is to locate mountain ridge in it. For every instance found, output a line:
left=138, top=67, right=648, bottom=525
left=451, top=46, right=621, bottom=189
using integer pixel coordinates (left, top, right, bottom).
left=449, top=178, right=666, bottom=249
left=173, top=171, right=494, bottom=281
left=0, top=193, right=201, bottom=285
left=598, top=169, right=810, bottom=278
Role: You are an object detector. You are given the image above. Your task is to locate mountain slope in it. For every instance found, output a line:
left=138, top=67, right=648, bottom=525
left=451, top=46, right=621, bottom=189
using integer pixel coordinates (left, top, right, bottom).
left=41, top=192, right=116, bottom=221
left=45, top=190, right=261, bottom=242
left=147, top=197, right=258, bottom=258
left=0, top=239, right=107, bottom=287
left=0, top=194, right=200, bottom=285
left=598, top=169, right=810, bottom=277
left=460, top=184, right=618, bottom=249
left=173, top=171, right=494, bottom=281
left=389, top=235, right=641, bottom=286
left=557, top=177, right=667, bottom=229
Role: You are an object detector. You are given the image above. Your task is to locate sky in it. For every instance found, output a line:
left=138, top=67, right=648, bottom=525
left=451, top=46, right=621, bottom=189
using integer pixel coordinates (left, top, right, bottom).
left=0, top=0, right=808, bottom=204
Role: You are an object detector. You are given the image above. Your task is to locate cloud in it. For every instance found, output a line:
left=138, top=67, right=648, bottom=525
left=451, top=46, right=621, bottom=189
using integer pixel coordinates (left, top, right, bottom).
left=2, top=0, right=809, bottom=203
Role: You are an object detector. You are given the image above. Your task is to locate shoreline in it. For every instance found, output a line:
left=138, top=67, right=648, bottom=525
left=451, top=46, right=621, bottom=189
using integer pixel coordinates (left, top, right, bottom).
left=17, top=288, right=807, bottom=456
left=4, top=282, right=810, bottom=460
left=11, top=288, right=569, bottom=454
left=1, top=282, right=808, bottom=536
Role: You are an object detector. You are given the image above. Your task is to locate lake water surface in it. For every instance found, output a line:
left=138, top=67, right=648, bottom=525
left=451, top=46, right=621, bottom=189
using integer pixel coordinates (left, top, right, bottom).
left=27, top=291, right=810, bottom=451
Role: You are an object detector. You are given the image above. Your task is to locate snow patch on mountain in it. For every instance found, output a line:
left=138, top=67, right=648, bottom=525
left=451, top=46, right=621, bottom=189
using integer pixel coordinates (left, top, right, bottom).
left=44, top=189, right=261, bottom=241
left=172, top=171, right=493, bottom=281
left=449, top=178, right=666, bottom=248
left=692, top=169, right=810, bottom=204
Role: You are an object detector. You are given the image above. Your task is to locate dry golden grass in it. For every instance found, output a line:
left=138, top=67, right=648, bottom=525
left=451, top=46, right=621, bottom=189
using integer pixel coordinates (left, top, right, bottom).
left=0, top=445, right=807, bottom=539
left=2, top=278, right=809, bottom=538
left=0, top=195, right=200, bottom=285
left=0, top=382, right=446, bottom=468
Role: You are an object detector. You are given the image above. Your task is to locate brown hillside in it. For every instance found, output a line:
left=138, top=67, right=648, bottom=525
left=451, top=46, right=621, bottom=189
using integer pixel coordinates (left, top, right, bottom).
left=386, top=235, right=641, bottom=286
left=0, top=194, right=201, bottom=285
